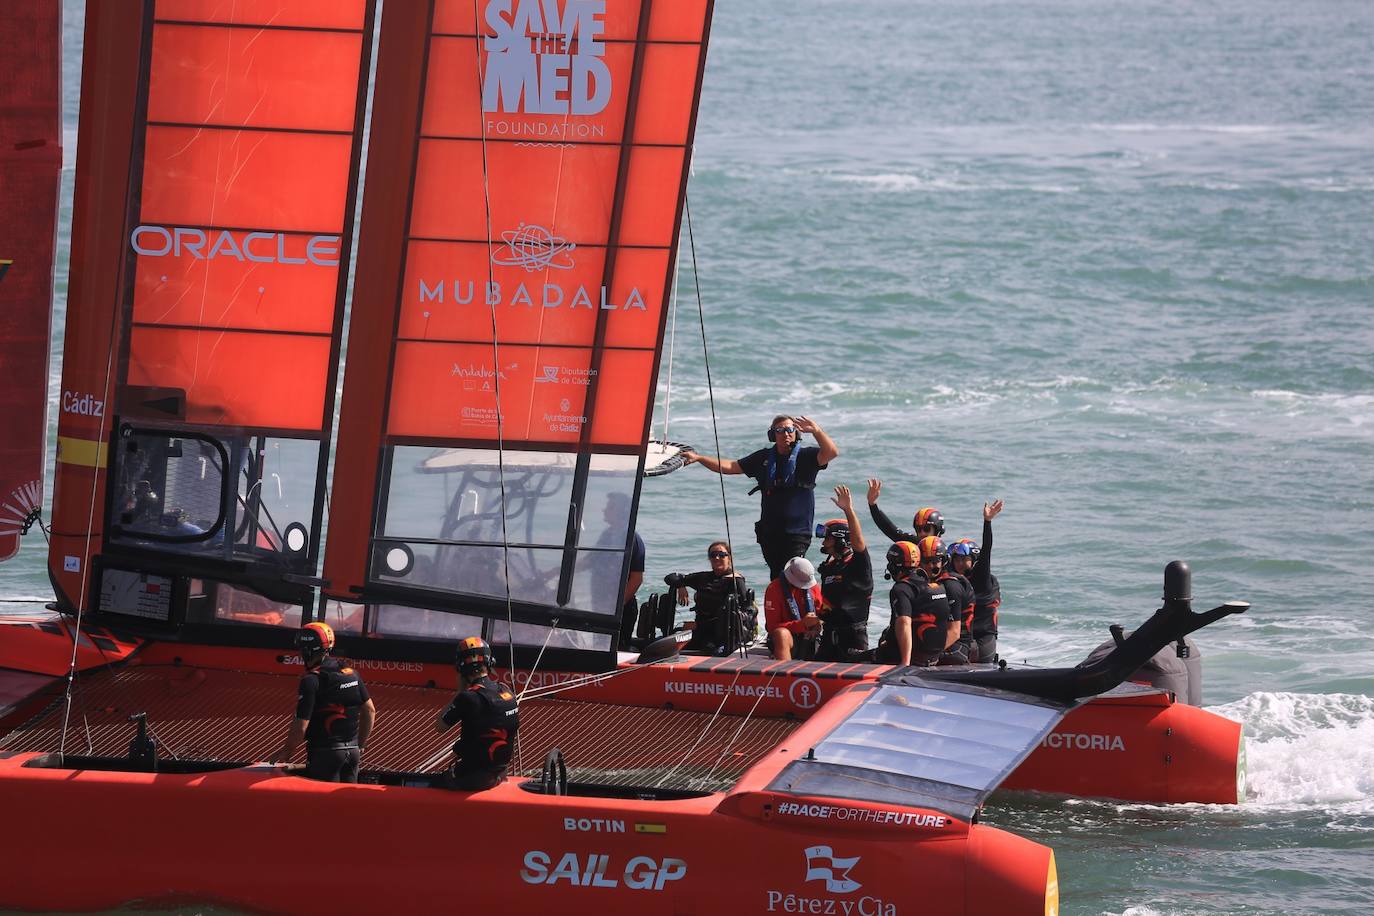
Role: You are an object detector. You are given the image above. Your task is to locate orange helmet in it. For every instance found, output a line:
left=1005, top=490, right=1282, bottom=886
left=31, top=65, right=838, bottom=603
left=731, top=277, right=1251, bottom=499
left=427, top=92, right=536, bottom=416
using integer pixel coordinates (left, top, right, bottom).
left=916, top=536, right=947, bottom=572
left=297, top=621, right=335, bottom=657
left=885, top=541, right=920, bottom=579
left=456, top=636, right=495, bottom=675
left=912, top=508, right=945, bottom=537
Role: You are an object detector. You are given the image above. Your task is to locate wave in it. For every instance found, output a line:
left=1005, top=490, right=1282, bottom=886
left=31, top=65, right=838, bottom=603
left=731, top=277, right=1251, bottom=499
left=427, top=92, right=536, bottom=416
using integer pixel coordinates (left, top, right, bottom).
left=1209, top=692, right=1374, bottom=813
left=830, top=172, right=1079, bottom=194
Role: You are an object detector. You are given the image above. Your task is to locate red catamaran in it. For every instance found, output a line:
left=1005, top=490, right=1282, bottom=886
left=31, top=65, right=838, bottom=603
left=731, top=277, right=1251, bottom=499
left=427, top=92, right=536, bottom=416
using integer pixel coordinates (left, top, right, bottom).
left=0, top=2, right=1248, bottom=912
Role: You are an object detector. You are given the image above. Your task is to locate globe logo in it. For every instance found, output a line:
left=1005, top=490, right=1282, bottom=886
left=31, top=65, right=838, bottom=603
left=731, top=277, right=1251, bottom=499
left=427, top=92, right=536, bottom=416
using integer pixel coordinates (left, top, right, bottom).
left=491, top=223, right=576, bottom=272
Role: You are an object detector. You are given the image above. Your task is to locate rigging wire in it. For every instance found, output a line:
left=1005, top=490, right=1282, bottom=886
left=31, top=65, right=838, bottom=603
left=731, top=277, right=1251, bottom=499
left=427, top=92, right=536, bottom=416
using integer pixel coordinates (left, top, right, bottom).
left=468, top=0, right=519, bottom=727
left=696, top=671, right=778, bottom=789
left=59, top=243, right=125, bottom=763
left=660, top=240, right=684, bottom=444
left=684, top=195, right=734, bottom=556
left=517, top=616, right=560, bottom=703
left=653, top=665, right=744, bottom=788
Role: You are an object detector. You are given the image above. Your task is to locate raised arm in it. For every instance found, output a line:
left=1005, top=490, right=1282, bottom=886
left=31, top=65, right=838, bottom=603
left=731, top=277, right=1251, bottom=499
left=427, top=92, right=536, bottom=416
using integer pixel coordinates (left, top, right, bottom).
left=831, top=484, right=865, bottom=553
left=867, top=479, right=915, bottom=542
left=796, top=416, right=838, bottom=465
left=981, top=499, right=1002, bottom=562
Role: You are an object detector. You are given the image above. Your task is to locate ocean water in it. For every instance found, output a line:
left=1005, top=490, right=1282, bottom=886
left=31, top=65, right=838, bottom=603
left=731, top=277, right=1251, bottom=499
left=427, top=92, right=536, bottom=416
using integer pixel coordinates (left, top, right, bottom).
left=4, top=0, right=1374, bottom=913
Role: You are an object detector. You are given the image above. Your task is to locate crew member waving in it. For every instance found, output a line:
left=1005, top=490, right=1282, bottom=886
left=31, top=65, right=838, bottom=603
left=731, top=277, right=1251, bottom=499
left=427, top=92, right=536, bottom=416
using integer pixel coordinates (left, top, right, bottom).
left=816, top=484, right=873, bottom=661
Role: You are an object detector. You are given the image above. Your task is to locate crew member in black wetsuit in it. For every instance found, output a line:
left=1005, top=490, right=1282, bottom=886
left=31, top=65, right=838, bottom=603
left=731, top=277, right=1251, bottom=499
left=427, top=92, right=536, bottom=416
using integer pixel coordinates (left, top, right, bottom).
left=815, top=485, right=873, bottom=661
left=270, top=622, right=375, bottom=783
left=434, top=637, right=520, bottom=792
left=864, top=478, right=945, bottom=546
left=950, top=498, right=1004, bottom=661
left=874, top=541, right=957, bottom=666
left=682, top=415, right=839, bottom=579
left=667, top=541, right=750, bottom=654
left=936, top=540, right=977, bottom=664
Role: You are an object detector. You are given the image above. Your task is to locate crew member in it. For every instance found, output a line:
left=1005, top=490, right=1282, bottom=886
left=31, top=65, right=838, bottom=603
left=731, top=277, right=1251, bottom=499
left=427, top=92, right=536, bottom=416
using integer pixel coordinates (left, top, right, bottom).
left=815, top=485, right=873, bottom=661
left=865, top=478, right=945, bottom=546
left=666, top=541, right=750, bottom=654
left=951, top=499, right=1004, bottom=661
left=874, top=540, right=958, bottom=667
left=682, top=415, right=839, bottom=578
left=764, top=557, right=824, bottom=660
left=270, top=621, right=375, bottom=783
left=616, top=529, right=647, bottom=650
left=937, top=541, right=977, bottom=664
left=434, top=637, right=520, bottom=791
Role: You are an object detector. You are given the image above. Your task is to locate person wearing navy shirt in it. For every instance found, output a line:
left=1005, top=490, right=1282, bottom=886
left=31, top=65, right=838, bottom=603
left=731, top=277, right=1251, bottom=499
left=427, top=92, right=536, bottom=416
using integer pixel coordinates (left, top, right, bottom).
left=682, top=414, right=839, bottom=578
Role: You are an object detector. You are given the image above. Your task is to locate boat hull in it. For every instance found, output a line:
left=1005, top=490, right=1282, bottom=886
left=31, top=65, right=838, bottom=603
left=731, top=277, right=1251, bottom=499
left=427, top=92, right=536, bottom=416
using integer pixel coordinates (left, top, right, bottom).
left=0, top=751, right=1056, bottom=915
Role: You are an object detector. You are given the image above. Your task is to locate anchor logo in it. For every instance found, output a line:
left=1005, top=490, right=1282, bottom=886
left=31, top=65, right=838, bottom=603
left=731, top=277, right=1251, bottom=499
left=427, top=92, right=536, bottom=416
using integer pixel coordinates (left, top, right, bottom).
left=788, top=676, right=822, bottom=710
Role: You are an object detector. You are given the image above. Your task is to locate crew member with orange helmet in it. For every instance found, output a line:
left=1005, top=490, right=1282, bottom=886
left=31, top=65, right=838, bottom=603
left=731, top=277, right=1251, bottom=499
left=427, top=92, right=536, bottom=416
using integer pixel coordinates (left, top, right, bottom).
left=764, top=556, right=825, bottom=660
left=682, top=414, right=840, bottom=579
left=864, top=478, right=945, bottom=546
left=270, top=621, right=375, bottom=783
left=434, top=637, right=520, bottom=791
left=815, top=484, right=873, bottom=660
left=875, top=540, right=958, bottom=666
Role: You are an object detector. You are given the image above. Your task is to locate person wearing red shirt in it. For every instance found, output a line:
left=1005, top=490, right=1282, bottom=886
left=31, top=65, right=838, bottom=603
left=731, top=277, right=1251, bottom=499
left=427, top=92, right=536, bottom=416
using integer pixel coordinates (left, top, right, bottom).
left=764, top=556, right=825, bottom=660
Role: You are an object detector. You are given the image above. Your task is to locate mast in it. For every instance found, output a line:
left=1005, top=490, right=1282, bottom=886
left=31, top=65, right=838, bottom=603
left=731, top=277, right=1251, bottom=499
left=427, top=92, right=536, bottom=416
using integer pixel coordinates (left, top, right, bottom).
left=323, top=0, right=715, bottom=659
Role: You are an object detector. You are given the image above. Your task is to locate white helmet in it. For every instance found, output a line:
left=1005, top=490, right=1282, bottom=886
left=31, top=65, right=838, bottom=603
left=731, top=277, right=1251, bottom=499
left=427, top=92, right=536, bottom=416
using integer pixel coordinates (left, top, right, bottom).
left=783, top=556, right=818, bottom=590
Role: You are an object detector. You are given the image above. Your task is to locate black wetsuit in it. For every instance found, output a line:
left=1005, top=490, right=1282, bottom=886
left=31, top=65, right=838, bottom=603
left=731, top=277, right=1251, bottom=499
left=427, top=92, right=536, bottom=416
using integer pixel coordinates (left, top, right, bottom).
left=876, top=572, right=950, bottom=666
left=738, top=444, right=826, bottom=579
left=675, top=571, right=749, bottom=653
left=967, top=518, right=1002, bottom=661
left=440, top=677, right=520, bottom=791
left=817, top=548, right=873, bottom=660
left=936, top=570, right=976, bottom=664
left=296, top=659, right=370, bottom=783
left=867, top=500, right=924, bottom=545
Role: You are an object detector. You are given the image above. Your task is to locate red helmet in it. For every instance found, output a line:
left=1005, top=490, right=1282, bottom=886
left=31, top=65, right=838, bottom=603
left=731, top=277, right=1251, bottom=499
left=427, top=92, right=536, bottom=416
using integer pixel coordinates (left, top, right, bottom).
left=912, top=508, right=945, bottom=537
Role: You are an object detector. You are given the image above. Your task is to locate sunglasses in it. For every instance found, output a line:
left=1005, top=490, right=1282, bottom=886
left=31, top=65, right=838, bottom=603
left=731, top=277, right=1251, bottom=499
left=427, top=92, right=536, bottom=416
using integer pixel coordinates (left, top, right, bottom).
left=708, top=550, right=730, bottom=559
left=770, top=426, right=798, bottom=436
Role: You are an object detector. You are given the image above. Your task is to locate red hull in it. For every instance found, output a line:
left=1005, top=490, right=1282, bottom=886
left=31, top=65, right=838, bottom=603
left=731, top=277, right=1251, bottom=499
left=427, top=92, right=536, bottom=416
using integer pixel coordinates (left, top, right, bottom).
left=0, top=676, right=1057, bottom=915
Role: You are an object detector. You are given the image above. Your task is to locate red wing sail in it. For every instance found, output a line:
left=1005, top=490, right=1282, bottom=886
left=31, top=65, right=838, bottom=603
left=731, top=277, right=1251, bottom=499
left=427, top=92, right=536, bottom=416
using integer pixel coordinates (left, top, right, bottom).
left=325, top=0, right=713, bottom=646
left=48, top=0, right=375, bottom=609
left=0, top=0, right=61, bottom=562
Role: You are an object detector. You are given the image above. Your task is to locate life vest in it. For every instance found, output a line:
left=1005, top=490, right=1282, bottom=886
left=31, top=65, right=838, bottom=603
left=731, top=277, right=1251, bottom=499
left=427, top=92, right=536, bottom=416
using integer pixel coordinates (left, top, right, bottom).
left=938, top=571, right=976, bottom=638
left=819, top=549, right=873, bottom=626
left=779, top=579, right=817, bottom=621
left=972, top=572, right=1002, bottom=637
left=303, top=659, right=366, bottom=747
left=893, top=577, right=947, bottom=654
left=761, top=444, right=814, bottom=495
left=456, top=678, right=520, bottom=773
